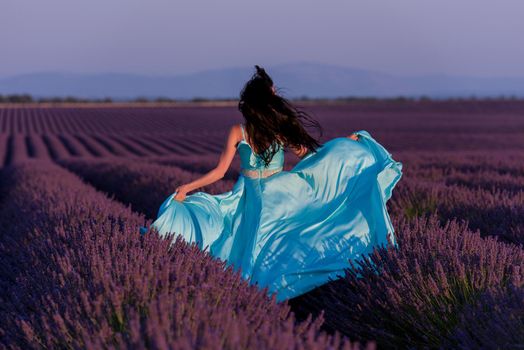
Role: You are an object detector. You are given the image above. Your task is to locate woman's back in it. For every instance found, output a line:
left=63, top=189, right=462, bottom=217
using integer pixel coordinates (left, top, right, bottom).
left=237, top=123, right=285, bottom=177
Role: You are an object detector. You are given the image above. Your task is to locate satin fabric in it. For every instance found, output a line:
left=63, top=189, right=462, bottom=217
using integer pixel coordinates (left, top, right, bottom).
left=147, top=129, right=403, bottom=302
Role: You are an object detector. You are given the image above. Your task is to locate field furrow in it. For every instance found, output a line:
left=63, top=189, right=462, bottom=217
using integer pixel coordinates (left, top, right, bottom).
left=26, top=134, right=52, bottom=160
left=58, top=133, right=94, bottom=157
left=74, top=134, right=113, bottom=157
left=42, top=134, right=73, bottom=159
left=5, top=134, right=29, bottom=164
left=109, top=134, right=155, bottom=157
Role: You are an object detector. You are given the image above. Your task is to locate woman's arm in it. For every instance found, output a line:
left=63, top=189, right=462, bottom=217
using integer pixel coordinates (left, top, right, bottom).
left=173, top=125, right=241, bottom=201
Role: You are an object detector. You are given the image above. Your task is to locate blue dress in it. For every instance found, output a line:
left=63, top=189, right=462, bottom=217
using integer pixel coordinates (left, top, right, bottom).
left=146, top=125, right=403, bottom=302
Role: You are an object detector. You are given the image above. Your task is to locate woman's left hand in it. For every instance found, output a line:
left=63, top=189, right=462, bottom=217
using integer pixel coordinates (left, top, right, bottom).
left=347, top=133, right=360, bottom=141
left=173, top=185, right=189, bottom=202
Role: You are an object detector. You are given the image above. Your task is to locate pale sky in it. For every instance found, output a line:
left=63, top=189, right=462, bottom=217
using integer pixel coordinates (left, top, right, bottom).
left=1, top=0, right=523, bottom=78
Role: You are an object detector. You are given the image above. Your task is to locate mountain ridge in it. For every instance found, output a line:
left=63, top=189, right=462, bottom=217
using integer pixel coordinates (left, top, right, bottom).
left=1, top=62, right=523, bottom=99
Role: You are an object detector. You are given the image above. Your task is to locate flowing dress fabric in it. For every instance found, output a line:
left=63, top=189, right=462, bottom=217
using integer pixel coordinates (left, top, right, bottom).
left=148, top=129, right=403, bottom=302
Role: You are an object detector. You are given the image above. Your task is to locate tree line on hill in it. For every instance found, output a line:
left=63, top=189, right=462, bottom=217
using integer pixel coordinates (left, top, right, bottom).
left=0, top=93, right=523, bottom=104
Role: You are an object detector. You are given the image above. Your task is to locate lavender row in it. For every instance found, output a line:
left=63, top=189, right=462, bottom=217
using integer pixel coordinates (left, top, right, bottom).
left=289, top=214, right=524, bottom=348
left=389, top=151, right=524, bottom=246
left=0, top=161, right=366, bottom=349
left=0, top=161, right=145, bottom=347
left=396, top=151, right=524, bottom=192
left=0, top=132, right=224, bottom=166
left=403, top=150, right=524, bottom=178
left=390, top=179, right=524, bottom=245
left=60, top=158, right=237, bottom=219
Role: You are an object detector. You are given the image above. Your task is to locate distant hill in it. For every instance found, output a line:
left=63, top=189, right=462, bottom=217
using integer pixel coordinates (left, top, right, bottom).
left=1, top=62, right=523, bottom=99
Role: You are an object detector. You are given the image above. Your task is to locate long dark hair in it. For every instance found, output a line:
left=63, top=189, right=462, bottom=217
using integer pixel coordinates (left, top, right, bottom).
left=238, top=65, right=323, bottom=167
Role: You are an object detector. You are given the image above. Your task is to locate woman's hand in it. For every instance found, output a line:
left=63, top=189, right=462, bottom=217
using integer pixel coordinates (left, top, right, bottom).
left=347, top=133, right=360, bottom=141
left=173, top=185, right=189, bottom=202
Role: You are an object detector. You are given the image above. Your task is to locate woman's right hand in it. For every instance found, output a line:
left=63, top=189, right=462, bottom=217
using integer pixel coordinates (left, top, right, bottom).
left=173, top=185, right=189, bottom=202
left=173, top=191, right=187, bottom=202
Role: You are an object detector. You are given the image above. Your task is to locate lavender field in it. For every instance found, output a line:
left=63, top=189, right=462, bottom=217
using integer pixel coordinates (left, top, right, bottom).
left=0, top=100, right=523, bottom=349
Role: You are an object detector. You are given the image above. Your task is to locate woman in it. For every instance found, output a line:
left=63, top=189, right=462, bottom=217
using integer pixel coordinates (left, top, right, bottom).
left=142, top=65, right=403, bottom=302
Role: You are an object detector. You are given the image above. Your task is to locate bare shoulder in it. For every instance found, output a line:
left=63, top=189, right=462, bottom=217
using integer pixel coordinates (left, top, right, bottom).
left=232, top=123, right=243, bottom=137
left=232, top=123, right=242, bottom=133
left=227, top=123, right=244, bottom=145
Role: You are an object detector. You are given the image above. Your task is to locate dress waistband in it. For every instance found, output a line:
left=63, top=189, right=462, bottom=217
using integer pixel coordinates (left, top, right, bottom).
left=241, top=167, right=283, bottom=179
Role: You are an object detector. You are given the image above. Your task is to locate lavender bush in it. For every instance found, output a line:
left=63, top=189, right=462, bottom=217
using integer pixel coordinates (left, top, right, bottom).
left=447, top=282, right=523, bottom=349
left=0, top=161, right=366, bottom=349
left=289, top=214, right=524, bottom=348
left=392, top=180, right=524, bottom=245
left=390, top=151, right=524, bottom=246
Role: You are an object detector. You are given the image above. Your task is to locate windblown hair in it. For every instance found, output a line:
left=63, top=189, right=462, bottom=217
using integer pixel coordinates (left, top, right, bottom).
left=238, top=65, right=323, bottom=167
